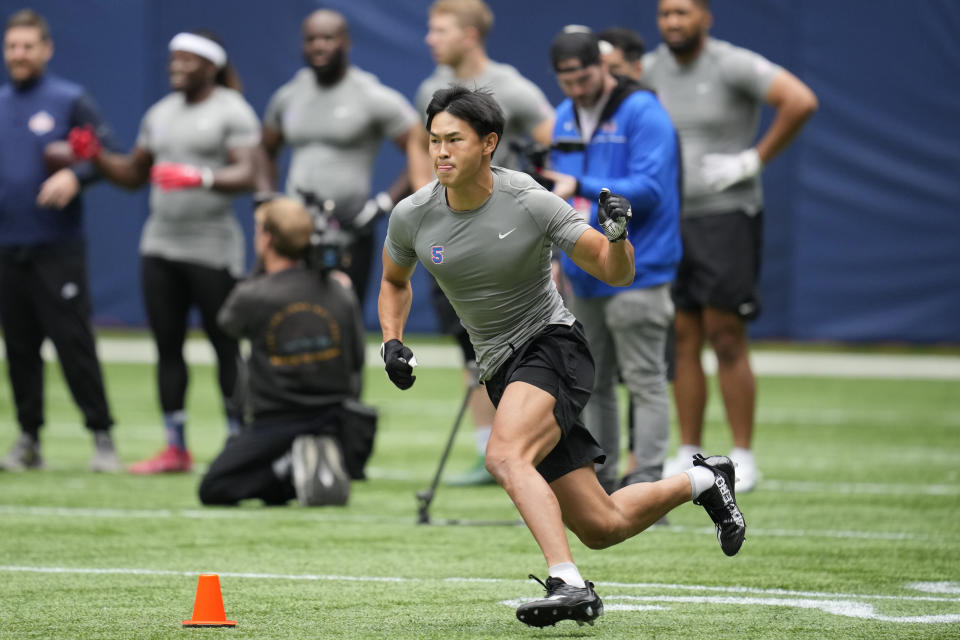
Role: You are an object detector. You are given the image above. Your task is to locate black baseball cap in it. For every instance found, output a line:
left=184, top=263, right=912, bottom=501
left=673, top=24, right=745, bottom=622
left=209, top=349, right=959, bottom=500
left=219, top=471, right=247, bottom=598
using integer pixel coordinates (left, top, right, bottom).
left=550, top=26, right=602, bottom=72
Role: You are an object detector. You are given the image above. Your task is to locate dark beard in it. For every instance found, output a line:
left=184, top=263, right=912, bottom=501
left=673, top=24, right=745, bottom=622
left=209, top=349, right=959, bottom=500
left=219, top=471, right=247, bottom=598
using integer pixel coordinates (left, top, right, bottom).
left=306, top=49, right=347, bottom=86
left=666, top=33, right=703, bottom=58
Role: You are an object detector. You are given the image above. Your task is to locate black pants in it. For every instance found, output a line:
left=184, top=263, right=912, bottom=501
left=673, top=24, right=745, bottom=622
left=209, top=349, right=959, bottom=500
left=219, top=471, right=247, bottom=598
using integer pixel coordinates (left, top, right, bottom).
left=0, top=242, right=113, bottom=435
left=140, top=256, right=239, bottom=417
left=198, top=409, right=341, bottom=506
left=341, top=231, right=374, bottom=310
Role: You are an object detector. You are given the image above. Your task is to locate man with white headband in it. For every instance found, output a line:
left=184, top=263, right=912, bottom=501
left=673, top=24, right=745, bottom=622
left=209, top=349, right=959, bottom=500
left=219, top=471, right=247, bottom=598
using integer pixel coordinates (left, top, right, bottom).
left=69, top=29, right=261, bottom=474
left=168, top=32, right=226, bottom=68
left=258, top=9, right=420, bottom=307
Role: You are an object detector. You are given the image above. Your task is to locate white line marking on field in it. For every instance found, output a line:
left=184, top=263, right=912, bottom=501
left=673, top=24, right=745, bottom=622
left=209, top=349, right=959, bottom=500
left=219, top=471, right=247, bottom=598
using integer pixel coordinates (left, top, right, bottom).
left=908, top=582, right=960, bottom=595
left=5, top=339, right=960, bottom=379
left=5, top=565, right=956, bottom=624
left=3, top=565, right=959, bottom=605
left=761, top=480, right=960, bottom=496
left=0, top=504, right=949, bottom=542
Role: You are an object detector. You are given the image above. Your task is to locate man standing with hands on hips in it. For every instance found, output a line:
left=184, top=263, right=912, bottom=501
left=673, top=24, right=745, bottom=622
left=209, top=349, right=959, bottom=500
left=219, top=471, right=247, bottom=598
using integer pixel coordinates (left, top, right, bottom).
left=379, top=85, right=746, bottom=628
left=644, top=0, right=818, bottom=491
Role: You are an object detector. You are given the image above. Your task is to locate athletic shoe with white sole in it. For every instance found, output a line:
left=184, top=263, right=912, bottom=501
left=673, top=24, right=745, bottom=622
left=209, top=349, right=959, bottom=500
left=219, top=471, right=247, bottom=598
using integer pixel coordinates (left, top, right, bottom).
left=292, top=435, right=350, bottom=506
left=692, top=454, right=746, bottom=556
left=515, top=575, right=603, bottom=628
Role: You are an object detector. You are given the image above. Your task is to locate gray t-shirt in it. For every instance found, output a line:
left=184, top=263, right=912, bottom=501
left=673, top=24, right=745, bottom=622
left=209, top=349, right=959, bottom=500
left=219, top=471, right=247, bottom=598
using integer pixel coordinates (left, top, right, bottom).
left=137, top=87, right=260, bottom=275
left=384, top=167, right=591, bottom=379
left=264, top=66, right=418, bottom=223
left=415, top=61, right=553, bottom=169
left=642, top=38, right=781, bottom=217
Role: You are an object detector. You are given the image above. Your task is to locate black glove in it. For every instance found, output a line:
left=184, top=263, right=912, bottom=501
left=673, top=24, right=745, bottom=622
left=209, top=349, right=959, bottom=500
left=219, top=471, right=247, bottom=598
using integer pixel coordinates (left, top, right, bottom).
left=597, top=188, right=631, bottom=242
left=381, top=339, right=416, bottom=390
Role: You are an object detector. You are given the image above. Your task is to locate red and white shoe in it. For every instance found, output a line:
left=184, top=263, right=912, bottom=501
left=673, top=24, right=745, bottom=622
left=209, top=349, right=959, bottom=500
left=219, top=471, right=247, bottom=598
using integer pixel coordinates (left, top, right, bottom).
left=128, top=445, right=192, bottom=474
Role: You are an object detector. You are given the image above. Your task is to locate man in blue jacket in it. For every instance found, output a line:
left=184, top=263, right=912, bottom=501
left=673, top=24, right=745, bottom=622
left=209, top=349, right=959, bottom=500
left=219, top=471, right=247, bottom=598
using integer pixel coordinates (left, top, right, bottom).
left=0, top=9, right=120, bottom=471
left=540, top=27, right=681, bottom=493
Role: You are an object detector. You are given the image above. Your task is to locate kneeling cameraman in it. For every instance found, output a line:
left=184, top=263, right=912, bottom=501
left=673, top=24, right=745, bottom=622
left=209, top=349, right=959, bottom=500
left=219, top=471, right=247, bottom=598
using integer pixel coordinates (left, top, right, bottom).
left=199, top=197, right=374, bottom=506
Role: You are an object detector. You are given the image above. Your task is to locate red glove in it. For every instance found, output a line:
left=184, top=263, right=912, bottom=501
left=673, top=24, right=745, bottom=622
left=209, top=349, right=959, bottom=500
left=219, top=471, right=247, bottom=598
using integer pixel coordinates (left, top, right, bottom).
left=150, top=163, right=214, bottom=191
left=67, top=125, right=101, bottom=160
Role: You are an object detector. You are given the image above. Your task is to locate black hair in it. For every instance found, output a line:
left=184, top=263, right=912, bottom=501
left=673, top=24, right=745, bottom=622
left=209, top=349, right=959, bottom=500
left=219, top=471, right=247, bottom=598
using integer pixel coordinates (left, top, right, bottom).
left=190, top=29, right=243, bottom=93
left=598, top=27, right=645, bottom=62
left=425, top=85, right=505, bottom=151
left=550, top=27, right=601, bottom=71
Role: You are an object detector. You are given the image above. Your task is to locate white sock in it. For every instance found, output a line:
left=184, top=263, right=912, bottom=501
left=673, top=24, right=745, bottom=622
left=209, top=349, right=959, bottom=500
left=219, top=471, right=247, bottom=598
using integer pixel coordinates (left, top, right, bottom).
left=475, top=425, right=492, bottom=455
left=675, top=443, right=702, bottom=463
left=686, top=466, right=716, bottom=500
left=548, top=562, right=585, bottom=588
left=729, top=447, right=754, bottom=466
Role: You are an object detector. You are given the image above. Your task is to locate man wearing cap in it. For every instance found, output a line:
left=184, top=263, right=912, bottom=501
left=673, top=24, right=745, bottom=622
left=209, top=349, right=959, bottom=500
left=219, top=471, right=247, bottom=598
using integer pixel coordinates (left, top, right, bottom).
left=259, top=9, right=420, bottom=307
left=0, top=9, right=121, bottom=472
left=71, top=29, right=261, bottom=474
left=644, top=0, right=818, bottom=491
left=539, top=27, right=682, bottom=493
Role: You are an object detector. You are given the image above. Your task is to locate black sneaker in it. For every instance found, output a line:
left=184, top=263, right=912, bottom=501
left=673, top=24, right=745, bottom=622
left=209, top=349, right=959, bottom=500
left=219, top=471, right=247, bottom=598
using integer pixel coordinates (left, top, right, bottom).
left=692, top=454, right=746, bottom=556
left=515, top=575, right=603, bottom=628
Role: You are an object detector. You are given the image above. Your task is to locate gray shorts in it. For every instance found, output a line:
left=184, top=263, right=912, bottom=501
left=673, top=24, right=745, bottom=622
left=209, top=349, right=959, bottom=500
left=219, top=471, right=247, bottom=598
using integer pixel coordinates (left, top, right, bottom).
left=484, top=322, right=605, bottom=483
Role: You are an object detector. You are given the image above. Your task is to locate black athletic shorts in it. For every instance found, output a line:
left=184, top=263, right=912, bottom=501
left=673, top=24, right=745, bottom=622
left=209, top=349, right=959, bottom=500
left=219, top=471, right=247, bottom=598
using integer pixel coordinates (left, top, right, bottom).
left=484, top=322, right=605, bottom=483
left=672, top=209, right=764, bottom=321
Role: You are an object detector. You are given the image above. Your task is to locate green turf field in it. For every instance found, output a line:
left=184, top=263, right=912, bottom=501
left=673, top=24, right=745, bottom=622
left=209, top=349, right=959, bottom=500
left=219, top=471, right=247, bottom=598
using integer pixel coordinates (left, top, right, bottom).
left=1, top=351, right=958, bottom=639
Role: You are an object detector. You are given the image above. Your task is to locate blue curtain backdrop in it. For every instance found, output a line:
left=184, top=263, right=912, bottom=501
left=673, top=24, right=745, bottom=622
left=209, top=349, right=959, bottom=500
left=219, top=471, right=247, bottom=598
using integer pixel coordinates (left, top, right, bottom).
left=2, top=0, right=958, bottom=343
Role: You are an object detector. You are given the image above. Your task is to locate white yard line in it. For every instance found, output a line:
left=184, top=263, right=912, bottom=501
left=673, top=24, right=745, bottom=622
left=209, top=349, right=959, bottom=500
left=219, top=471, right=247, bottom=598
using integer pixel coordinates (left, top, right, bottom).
left=0, top=504, right=952, bottom=542
left=3, top=564, right=960, bottom=623
left=1, top=338, right=958, bottom=379
left=1, top=564, right=958, bottom=603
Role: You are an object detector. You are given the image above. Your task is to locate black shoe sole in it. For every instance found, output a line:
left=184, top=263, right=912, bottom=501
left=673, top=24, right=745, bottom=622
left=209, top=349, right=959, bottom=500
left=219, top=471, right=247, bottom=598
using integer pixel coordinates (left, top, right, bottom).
left=516, top=600, right=602, bottom=627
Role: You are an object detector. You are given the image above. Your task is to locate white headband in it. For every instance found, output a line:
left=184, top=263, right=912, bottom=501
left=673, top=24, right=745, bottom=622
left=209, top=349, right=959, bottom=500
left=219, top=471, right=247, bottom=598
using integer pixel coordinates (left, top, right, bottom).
left=169, top=33, right=227, bottom=68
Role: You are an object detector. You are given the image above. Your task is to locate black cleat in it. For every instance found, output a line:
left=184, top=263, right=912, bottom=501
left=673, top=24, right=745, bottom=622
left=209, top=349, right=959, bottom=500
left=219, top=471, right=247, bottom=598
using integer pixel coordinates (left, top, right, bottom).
left=515, top=575, right=603, bottom=628
left=692, top=454, right=746, bottom=556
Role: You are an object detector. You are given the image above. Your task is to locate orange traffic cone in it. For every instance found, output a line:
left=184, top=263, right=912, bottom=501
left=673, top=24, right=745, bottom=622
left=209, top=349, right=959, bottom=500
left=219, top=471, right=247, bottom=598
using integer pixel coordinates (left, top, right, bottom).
left=182, top=573, right=237, bottom=628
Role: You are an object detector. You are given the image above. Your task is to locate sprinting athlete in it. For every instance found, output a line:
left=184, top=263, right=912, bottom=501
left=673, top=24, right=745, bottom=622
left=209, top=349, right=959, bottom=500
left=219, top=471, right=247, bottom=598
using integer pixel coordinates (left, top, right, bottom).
left=378, top=85, right=746, bottom=628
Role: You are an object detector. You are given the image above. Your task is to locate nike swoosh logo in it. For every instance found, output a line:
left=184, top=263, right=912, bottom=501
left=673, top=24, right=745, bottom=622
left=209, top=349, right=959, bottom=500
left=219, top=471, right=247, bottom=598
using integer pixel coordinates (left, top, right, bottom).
left=498, top=228, right=517, bottom=239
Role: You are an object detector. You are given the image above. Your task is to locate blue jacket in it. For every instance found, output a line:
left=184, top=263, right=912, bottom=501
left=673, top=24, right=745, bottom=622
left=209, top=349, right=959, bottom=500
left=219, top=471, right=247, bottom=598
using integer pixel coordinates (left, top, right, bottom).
left=551, top=77, right=682, bottom=298
left=0, top=74, right=112, bottom=247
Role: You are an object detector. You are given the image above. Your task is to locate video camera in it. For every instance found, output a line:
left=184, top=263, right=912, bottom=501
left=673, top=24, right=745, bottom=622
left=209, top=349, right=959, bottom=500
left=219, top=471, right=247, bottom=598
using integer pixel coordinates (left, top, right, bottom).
left=295, top=190, right=352, bottom=276
left=508, top=139, right=586, bottom=191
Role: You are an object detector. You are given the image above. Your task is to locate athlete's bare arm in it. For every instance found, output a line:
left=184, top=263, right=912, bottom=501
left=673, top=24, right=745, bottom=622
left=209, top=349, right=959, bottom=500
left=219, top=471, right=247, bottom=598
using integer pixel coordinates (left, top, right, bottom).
left=755, top=69, right=818, bottom=164
left=568, top=229, right=635, bottom=287
left=378, top=249, right=417, bottom=343
left=258, top=123, right=284, bottom=191
left=93, top=146, right=153, bottom=189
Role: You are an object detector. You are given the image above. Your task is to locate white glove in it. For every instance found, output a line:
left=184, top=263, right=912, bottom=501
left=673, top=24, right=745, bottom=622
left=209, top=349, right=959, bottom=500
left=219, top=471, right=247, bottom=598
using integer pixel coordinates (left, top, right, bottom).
left=701, top=148, right=763, bottom=192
